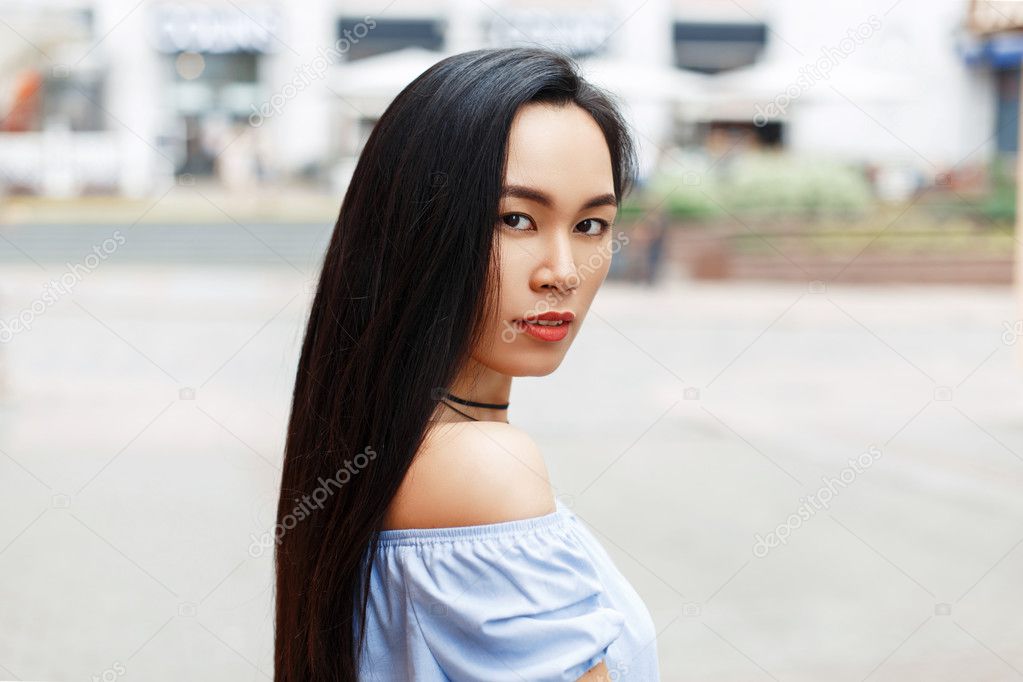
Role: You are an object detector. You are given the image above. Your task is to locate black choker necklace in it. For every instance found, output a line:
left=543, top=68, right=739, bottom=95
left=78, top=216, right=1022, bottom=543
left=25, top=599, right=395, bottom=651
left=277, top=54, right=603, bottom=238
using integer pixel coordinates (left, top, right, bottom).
left=443, top=391, right=509, bottom=409
left=440, top=390, right=509, bottom=422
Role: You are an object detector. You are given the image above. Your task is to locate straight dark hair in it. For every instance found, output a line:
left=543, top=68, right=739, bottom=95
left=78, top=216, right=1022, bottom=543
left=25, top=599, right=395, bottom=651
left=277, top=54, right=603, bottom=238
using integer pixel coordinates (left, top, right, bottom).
left=274, top=46, right=639, bottom=681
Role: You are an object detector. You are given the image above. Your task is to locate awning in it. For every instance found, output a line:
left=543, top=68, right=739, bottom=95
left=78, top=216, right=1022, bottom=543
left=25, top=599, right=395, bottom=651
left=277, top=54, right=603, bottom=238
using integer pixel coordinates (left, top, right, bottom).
left=959, top=32, right=1023, bottom=67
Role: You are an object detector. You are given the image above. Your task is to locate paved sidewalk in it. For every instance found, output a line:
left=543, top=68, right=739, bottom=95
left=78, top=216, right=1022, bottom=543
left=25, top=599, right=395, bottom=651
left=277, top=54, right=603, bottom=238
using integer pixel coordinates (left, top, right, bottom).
left=0, top=264, right=1021, bottom=681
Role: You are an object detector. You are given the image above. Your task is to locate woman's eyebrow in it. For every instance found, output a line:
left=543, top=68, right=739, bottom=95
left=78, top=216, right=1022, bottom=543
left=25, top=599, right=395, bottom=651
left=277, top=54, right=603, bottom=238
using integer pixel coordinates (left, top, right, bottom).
left=500, top=184, right=617, bottom=211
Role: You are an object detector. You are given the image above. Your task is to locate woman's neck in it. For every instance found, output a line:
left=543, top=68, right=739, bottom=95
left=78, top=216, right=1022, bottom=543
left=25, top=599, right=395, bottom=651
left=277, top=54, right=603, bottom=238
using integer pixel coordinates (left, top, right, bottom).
left=430, top=363, right=512, bottom=423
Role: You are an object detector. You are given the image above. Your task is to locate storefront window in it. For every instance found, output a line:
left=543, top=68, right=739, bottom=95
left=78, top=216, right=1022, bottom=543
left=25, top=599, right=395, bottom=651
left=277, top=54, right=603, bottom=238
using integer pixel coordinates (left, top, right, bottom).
left=336, top=17, right=444, bottom=62
left=166, top=50, right=260, bottom=175
left=673, top=22, right=767, bottom=74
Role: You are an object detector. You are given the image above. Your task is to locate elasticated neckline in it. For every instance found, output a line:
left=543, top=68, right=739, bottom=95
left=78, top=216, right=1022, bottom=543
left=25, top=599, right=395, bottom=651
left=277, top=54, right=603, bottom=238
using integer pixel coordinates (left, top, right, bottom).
left=374, top=499, right=570, bottom=547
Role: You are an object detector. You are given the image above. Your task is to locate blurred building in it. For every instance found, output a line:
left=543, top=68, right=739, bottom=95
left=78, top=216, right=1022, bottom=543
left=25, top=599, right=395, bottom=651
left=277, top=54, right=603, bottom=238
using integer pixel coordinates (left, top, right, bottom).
left=960, top=0, right=1023, bottom=158
left=0, top=0, right=1003, bottom=198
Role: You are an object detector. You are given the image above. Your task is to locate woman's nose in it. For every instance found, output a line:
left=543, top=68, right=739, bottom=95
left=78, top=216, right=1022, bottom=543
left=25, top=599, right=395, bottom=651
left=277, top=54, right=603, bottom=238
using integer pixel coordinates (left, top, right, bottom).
left=535, top=232, right=577, bottom=293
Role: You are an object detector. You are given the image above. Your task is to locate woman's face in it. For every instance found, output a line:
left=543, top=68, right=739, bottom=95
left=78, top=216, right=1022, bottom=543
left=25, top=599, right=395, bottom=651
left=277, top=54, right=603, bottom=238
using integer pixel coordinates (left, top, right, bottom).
left=472, top=101, right=620, bottom=378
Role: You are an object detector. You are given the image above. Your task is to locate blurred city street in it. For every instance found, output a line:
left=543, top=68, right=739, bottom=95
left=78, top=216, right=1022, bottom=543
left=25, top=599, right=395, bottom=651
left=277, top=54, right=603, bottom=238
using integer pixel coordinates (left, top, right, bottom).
left=4, top=0, right=1023, bottom=679
left=1, top=224, right=1021, bottom=680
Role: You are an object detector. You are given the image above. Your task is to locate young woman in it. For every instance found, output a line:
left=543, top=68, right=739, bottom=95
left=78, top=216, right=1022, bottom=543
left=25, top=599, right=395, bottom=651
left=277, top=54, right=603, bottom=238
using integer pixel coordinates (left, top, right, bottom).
left=275, top=46, right=660, bottom=681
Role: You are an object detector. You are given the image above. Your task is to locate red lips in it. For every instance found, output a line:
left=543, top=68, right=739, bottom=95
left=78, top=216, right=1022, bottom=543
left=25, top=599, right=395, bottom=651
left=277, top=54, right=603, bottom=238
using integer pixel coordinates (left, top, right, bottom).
left=514, top=310, right=574, bottom=342
left=521, top=310, right=575, bottom=323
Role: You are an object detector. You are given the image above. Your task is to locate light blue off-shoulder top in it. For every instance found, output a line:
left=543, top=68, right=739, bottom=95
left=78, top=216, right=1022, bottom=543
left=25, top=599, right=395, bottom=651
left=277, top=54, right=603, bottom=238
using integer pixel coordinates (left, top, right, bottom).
left=355, top=498, right=660, bottom=681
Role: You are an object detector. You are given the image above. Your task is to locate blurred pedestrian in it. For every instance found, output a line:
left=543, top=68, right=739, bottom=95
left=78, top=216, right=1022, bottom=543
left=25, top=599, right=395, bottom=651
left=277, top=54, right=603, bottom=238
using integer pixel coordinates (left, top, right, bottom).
left=642, top=204, right=669, bottom=286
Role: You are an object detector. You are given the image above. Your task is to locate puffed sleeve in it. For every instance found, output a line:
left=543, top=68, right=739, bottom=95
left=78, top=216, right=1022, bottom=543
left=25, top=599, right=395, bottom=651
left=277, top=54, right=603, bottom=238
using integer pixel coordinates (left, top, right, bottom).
left=401, top=520, right=626, bottom=681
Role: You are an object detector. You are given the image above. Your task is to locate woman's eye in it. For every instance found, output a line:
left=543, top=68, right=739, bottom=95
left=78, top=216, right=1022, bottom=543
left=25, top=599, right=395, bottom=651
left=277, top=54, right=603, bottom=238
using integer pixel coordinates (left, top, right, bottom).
left=577, top=218, right=610, bottom=236
left=500, top=213, right=534, bottom=231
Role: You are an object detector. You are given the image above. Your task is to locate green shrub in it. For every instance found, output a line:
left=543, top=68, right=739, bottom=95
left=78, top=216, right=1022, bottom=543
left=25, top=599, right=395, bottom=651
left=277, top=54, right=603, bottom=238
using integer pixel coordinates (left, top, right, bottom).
left=982, top=155, right=1016, bottom=224
left=636, top=151, right=873, bottom=222
left=641, top=170, right=723, bottom=220
left=717, top=152, right=873, bottom=218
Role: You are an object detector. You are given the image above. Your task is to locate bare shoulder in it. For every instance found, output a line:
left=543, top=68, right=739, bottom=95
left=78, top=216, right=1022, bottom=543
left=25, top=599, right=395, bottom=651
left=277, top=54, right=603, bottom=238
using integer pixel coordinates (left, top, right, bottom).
left=383, top=421, right=556, bottom=530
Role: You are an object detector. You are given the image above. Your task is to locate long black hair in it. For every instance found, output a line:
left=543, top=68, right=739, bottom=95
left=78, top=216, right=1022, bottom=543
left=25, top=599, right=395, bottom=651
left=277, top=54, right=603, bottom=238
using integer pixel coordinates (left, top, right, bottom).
left=274, top=45, right=639, bottom=681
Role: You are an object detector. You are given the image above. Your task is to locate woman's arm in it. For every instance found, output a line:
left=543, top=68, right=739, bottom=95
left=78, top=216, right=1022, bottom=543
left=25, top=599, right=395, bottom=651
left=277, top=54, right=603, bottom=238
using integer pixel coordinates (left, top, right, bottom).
left=578, top=659, right=611, bottom=681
